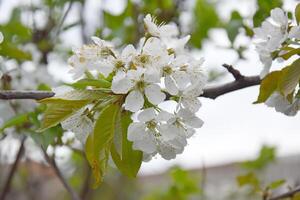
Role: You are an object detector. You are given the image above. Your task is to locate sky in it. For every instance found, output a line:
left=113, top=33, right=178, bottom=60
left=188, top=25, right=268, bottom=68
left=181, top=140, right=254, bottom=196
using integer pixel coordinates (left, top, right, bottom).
left=0, top=0, right=300, bottom=176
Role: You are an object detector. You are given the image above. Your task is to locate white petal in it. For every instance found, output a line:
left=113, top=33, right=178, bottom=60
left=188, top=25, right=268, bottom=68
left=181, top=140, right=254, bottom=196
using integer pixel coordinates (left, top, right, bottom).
left=145, top=84, right=166, bottom=105
left=157, top=110, right=174, bottom=121
left=138, top=107, right=156, bottom=122
left=181, top=96, right=201, bottom=113
left=111, top=71, right=133, bottom=94
left=121, top=44, right=137, bottom=61
left=0, top=32, right=3, bottom=43
left=96, top=60, right=114, bottom=77
left=159, top=23, right=179, bottom=38
left=159, top=124, right=179, bottom=141
left=132, top=132, right=157, bottom=154
left=288, top=26, right=300, bottom=39
left=128, top=122, right=146, bottom=141
left=185, top=116, right=203, bottom=128
left=144, top=66, right=161, bottom=83
left=165, top=75, right=178, bottom=95
left=271, top=8, right=287, bottom=26
left=157, top=142, right=177, bottom=160
left=172, top=71, right=190, bottom=90
left=125, top=90, right=144, bottom=112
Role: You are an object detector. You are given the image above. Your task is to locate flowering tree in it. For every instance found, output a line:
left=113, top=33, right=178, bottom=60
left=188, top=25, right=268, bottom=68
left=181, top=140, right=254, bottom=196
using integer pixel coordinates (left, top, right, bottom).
left=0, top=0, right=300, bottom=199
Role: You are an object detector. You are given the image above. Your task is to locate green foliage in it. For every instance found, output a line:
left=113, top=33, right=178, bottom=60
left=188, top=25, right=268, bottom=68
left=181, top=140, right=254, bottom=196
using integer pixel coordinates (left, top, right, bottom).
left=0, top=113, right=29, bottom=133
left=241, top=145, right=276, bottom=170
left=111, top=110, right=143, bottom=178
left=190, top=0, right=219, bottom=48
left=85, top=104, right=120, bottom=187
left=38, top=90, right=108, bottom=131
left=255, top=71, right=282, bottom=103
left=296, top=3, right=300, bottom=24
left=278, top=58, right=300, bottom=97
left=253, top=0, right=283, bottom=27
left=67, top=78, right=111, bottom=89
left=256, top=58, right=300, bottom=103
left=144, top=167, right=201, bottom=200
left=225, top=11, right=243, bottom=44
left=267, top=179, right=285, bottom=190
left=236, top=172, right=260, bottom=191
left=0, top=8, right=32, bottom=61
left=101, top=0, right=137, bottom=44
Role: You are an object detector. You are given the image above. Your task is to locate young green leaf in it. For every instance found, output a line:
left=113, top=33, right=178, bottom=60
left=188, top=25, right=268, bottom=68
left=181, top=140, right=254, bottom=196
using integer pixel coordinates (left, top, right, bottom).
left=0, top=113, right=29, bottom=132
left=38, top=90, right=108, bottom=132
left=278, top=58, right=300, bottom=96
left=295, top=3, right=300, bottom=24
left=255, top=71, right=282, bottom=103
left=67, top=78, right=111, bottom=89
left=111, top=111, right=143, bottom=178
left=85, top=103, right=120, bottom=187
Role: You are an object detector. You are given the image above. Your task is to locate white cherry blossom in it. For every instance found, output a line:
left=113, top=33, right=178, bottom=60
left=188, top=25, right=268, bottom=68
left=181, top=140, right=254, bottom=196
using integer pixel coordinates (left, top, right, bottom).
left=0, top=32, right=3, bottom=43
left=265, top=92, right=300, bottom=116
left=143, top=14, right=179, bottom=39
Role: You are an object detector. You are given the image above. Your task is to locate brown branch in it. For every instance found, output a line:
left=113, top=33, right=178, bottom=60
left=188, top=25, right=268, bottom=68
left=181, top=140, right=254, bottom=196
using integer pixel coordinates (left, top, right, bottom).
left=268, top=186, right=300, bottom=200
left=0, top=90, right=55, bottom=100
left=202, top=75, right=261, bottom=99
left=41, top=148, right=81, bottom=200
left=222, top=64, right=244, bottom=80
left=0, top=75, right=260, bottom=101
left=0, top=136, right=26, bottom=200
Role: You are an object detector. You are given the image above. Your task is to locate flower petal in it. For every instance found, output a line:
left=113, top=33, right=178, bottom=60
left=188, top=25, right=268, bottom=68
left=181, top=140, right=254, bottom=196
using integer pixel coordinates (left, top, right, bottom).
left=145, top=84, right=166, bottom=105
left=165, top=75, right=178, bottom=95
left=138, top=107, right=156, bottom=122
left=111, top=71, right=133, bottom=94
left=128, top=122, right=146, bottom=141
left=125, top=90, right=144, bottom=112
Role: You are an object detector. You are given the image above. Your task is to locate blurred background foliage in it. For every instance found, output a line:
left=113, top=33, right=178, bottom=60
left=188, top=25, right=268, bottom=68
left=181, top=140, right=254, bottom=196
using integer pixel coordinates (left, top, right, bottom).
left=1, top=0, right=300, bottom=199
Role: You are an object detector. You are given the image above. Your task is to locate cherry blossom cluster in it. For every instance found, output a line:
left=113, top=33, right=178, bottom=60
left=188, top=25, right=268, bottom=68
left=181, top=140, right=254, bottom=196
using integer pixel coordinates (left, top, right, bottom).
left=254, top=8, right=300, bottom=116
left=66, top=14, right=207, bottom=161
left=253, top=8, right=300, bottom=77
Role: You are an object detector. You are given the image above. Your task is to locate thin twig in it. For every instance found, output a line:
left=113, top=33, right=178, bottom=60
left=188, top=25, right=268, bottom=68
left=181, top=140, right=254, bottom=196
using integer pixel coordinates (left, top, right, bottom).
left=80, top=163, right=92, bottom=200
left=41, top=148, right=81, bottom=200
left=268, top=186, right=300, bottom=200
left=0, top=136, right=26, bottom=200
left=55, top=0, right=74, bottom=40
left=222, top=64, right=244, bottom=80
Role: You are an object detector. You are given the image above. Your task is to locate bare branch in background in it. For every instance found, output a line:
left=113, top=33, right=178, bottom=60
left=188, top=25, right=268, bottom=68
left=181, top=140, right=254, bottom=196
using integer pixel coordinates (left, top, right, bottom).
left=268, top=186, right=300, bottom=200
left=0, top=136, right=26, bottom=200
left=41, top=148, right=81, bottom=200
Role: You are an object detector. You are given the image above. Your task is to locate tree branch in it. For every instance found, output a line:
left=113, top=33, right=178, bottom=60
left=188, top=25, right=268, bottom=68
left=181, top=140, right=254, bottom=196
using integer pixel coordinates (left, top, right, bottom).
left=268, top=186, right=300, bottom=200
left=0, top=91, right=55, bottom=100
left=0, top=136, right=26, bottom=200
left=0, top=75, right=260, bottom=101
left=41, top=148, right=81, bottom=200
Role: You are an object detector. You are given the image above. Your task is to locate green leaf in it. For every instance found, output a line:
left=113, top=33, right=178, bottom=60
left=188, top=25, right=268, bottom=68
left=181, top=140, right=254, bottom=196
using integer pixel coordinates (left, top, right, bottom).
left=85, top=104, right=120, bottom=187
left=225, top=11, right=243, bottom=43
left=255, top=71, right=282, bottom=103
left=111, top=111, right=142, bottom=178
left=295, top=3, right=300, bottom=24
left=241, top=145, right=276, bottom=170
left=0, top=113, right=29, bottom=132
left=67, top=78, right=111, bottom=89
left=38, top=90, right=107, bottom=132
left=278, top=58, right=300, bottom=96
left=268, top=179, right=285, bottom=190
left=237, top=172, right=260, bottom=190
left=190, top=0, right=219, bottom=48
